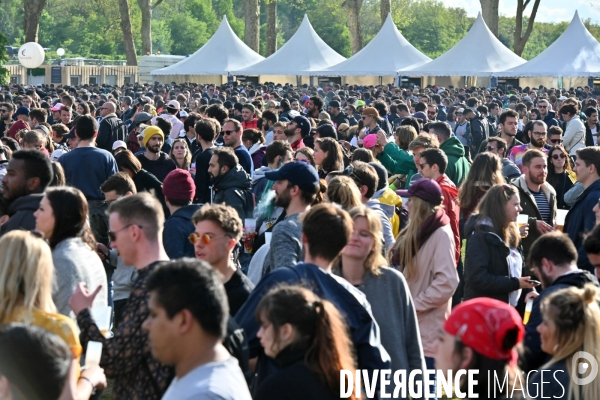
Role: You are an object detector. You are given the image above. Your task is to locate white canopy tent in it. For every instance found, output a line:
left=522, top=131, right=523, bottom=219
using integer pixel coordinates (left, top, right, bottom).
left=232, top=15, right=346, bottom=76
left=312, top=14, right=431, bottom=76
left=151, top=16, right=264, bottom=76
left=496, top=11, right=600, bottom=77
left=399, top=13, right=525, bottom=76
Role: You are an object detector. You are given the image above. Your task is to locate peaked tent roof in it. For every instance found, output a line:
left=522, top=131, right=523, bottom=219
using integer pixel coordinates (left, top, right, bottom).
left=313, top=14, right=431, bottom=76
left=399, top=13, right=525, bottom=76
left=151, top=16, right=264, bottom=75
left=496, top=11, right=600, bottom=77
left=233, top=15, right=346, bottom=76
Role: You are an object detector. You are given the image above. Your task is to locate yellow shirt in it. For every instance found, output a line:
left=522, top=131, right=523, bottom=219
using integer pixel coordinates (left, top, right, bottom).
left=6, top=307, right=82, bottom=359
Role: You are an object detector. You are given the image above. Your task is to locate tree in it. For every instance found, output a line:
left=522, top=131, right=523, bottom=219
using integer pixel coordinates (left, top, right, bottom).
left=118, top=0, right=138, bottom=65
left=513, top=0, right=541, bottom=56
left=265, top=0, right=278, bottom=56
left=342, top=0, right=362, bottom=54
left=479, top=0, right=499, bottom=37
left=244, top=0, right=260, bottom=52
left=23, top=0, right=48, bottom=42
left=136, top=0, right=164, bottom=55
left=0, top=33, right=9, bottom=85
left=380, top=0, right=390, bottom=26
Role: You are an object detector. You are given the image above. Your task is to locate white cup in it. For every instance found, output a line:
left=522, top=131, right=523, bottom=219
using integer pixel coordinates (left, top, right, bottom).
left=90, top=306, right=112, bottom=338
left=517, top=214, right=529, bottom=227
left=85, top=341, right=103, bottom=368
left=555, top=209, right=568, bottom=232
left=265, top=232, right=272, bottom=245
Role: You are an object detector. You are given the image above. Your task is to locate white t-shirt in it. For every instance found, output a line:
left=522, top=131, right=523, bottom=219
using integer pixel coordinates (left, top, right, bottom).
left=161, top=357, right=251, bottom=400
left=592, top=126, right=598, bottom=145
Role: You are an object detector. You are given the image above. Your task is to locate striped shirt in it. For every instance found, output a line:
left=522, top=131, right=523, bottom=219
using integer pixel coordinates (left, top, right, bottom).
left=530, top=189, right=552, bottom=224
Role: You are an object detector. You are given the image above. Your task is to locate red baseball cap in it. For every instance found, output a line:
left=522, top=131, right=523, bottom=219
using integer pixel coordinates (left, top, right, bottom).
left=444, top=298, right=524, bottom=361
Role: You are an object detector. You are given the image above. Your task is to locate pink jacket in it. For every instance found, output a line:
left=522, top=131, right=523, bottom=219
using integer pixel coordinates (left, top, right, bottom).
left=403, top=224, right=459, bottom=357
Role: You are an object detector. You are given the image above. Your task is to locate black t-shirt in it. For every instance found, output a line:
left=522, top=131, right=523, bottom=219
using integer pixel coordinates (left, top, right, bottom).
left=136, top=152, right=177, bottom=182
left=225, top=268, right=255, bottom=316
left=194, top=148, right=214, bottom=204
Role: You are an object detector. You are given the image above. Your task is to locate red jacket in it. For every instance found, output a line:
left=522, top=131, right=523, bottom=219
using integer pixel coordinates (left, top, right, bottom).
left=436, top=174, right=460, bottom=265
left=242, top=118, right=258, bottom=130
left=8, top=120, right=30, bottom=140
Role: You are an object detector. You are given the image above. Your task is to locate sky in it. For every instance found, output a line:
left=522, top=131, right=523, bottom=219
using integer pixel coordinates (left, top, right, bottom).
left=443, top=0, right=600, bottom=25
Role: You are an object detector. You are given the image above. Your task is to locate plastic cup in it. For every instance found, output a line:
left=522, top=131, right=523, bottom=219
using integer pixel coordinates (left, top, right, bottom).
left=517, top=214, right=529, bottom=238
left=523, top=298, right=534, bottom=325
left=85, top=341, right=103, bottom=368
left=265, top=232, right=272, bottom=245
left=555, top=209, right=568, bottom=232
left=90, top=306, right=112, bottom=338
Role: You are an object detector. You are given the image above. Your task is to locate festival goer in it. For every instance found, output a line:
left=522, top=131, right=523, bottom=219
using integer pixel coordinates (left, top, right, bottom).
left=252, top=140, right=292, bottom=202
left=392, top=178, right=459, bottom=399
left=560, top=102, right=586, bottom=156
left=242, top=128, right=266, bottom=169
left=523, top=232, right=599, bottom=373
left=313, top=137, right=343, bottom=179
left=429, top=121, right=470, bottom=186
left=34, top=186, right=108, bottom=318
left=69, top=193, right=174, bottom=399
left=136, top=126, right=177, bottom=182
left=254, top=286, right=358, bottom=400
left=374, top=125, right=417, bottom=189
left=336, top=206, right=425, bottom=381
left=284, top=115, right=311, bottom=151
left=484, top=137, right=521, bottom=181
left=208, top=147, right=253, bottom=220
left=463, top=184, right=538, bottom=304
left=435, top=298, right=525, bottom=399
left=162, top=169, right=200, bottom=259
left=143, top=259, right=252, bottom=400
left=326, top=176, right=362, bottom=210
left=529, top=284, right=600, bottom=399
left=0, top=149, right=53, bottom=235
left=458, top=152, right=505, bottom=222
left=191, top=204, right=254, bottom=316
left=193, top=118, right=219, bottom=204
left=169, top=138, right=192, bottom=171
left=564, top=147, right=600, bottom=273
left=508, top=120, right=549, bottom=172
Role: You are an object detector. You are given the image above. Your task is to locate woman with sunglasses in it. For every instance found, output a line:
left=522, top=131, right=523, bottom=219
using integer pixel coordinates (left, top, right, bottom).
left=34, top=186, right=108, bottom=318
left=0, top=231, right=107, bottom=399
left=547, top=145, right=576, bottom=210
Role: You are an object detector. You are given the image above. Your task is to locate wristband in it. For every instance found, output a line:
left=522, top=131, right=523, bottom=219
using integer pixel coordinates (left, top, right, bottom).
left=79, top=376, right=96, bottom=395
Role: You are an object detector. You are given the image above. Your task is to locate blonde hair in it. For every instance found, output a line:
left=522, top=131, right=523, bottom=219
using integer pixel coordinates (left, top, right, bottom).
left=389, top=196, right=440, bottom=281
left=326, top=176, right=362, bottom=210
left=347, top=205, right=387, bottom=276
left=0, top=231, right=56, bottom=323
left=541, top=284, right=600, bottom=400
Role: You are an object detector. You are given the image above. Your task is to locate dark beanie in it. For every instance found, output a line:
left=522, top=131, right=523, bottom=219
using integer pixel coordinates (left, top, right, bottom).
left=369, top=162, right=388, bottom=191
left=163, top=169, right=196, bottom=201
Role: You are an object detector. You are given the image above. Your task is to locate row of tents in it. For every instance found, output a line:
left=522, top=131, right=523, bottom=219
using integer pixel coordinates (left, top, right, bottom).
left=151, top=11, right=600, bottom=79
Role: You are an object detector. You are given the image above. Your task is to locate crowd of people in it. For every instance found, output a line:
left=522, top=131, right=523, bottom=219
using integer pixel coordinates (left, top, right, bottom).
left=1, top=80, right=600, bottom=399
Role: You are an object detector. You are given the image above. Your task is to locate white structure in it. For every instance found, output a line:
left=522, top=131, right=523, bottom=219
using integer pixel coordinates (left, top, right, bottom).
left=233, top=15, right=346, bottom=76
left=399, top=13, right=525, bottom=76
left=497, top=11, right=600, bottom=77
left=140, top=55, right=185, bottom=83
left=313, top=14, right=431, bottom=76
left=151, top=15, right=264, bottom=78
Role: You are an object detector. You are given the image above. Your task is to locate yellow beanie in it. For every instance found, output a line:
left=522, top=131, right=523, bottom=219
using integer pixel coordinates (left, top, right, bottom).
left=143, top=126, right=164, bottom=148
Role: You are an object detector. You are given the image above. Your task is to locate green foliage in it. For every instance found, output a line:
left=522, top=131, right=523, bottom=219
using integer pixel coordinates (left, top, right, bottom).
left=0, top=32, right=9, bottom=85
left=0, top=0, right=599, bottom=62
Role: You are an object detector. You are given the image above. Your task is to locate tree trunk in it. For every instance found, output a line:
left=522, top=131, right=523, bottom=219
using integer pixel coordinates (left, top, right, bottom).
left=514, top=0, right=541, bottom=56
left=343, top=0, right=363, bottom=55
left=479, top=0, right=499, bottom=38
left=137, top=0, right=153, bottom=54
left=118, top=0, right=138, bottom=65
left=380, top=0, right=391, bottom=26
left=244, top=0, right=260, bottom=52
left=23, top=0, right=48, bottom=43
left=266, top=0, right=277, bottom=56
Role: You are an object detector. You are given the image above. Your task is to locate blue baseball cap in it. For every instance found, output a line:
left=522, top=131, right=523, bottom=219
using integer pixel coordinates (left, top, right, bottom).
left=291, top=115, right=311, bottom=137
left=265, top=161, right=319, bottom=192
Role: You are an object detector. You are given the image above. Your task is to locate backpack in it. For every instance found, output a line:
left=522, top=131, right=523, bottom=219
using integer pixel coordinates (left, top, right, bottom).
left=88, top=200, right=110, bottom=247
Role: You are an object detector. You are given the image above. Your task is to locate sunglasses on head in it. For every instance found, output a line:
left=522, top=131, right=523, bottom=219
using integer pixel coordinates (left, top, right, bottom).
left=552, top=153, right=566, bottom=160
left=188, top=232, right=231, bottom=245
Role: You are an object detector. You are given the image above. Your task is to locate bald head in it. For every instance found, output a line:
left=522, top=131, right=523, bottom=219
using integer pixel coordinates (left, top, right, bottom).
left=105, top=102, right=116, bottom=113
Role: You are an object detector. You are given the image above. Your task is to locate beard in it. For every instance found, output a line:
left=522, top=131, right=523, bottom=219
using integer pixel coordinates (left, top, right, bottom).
left=283, top=128, right=296, bottom=137
left=529, top=172, right=546, bottom=185
left=148, top=144, right=161, bottom=154
left=274, top=187, right=291, bottom=208
left=531, top=138, right=545, bottom=148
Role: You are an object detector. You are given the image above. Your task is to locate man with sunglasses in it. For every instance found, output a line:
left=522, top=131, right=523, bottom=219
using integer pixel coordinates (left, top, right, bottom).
left=0, top=103, right=14, bottom=137
left=70, top=193, right=174, bottom=399
left=537, top=99, right=559, bottom=128
left=222, top=118, right=253, bottom=175
left=191, top=204, right=254, bottom=316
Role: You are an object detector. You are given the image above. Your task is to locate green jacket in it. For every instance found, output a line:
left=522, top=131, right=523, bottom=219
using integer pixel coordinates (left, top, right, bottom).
left=377, top=142, right=416, bottom=189
left=440, top=136, right=470, bottom=187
